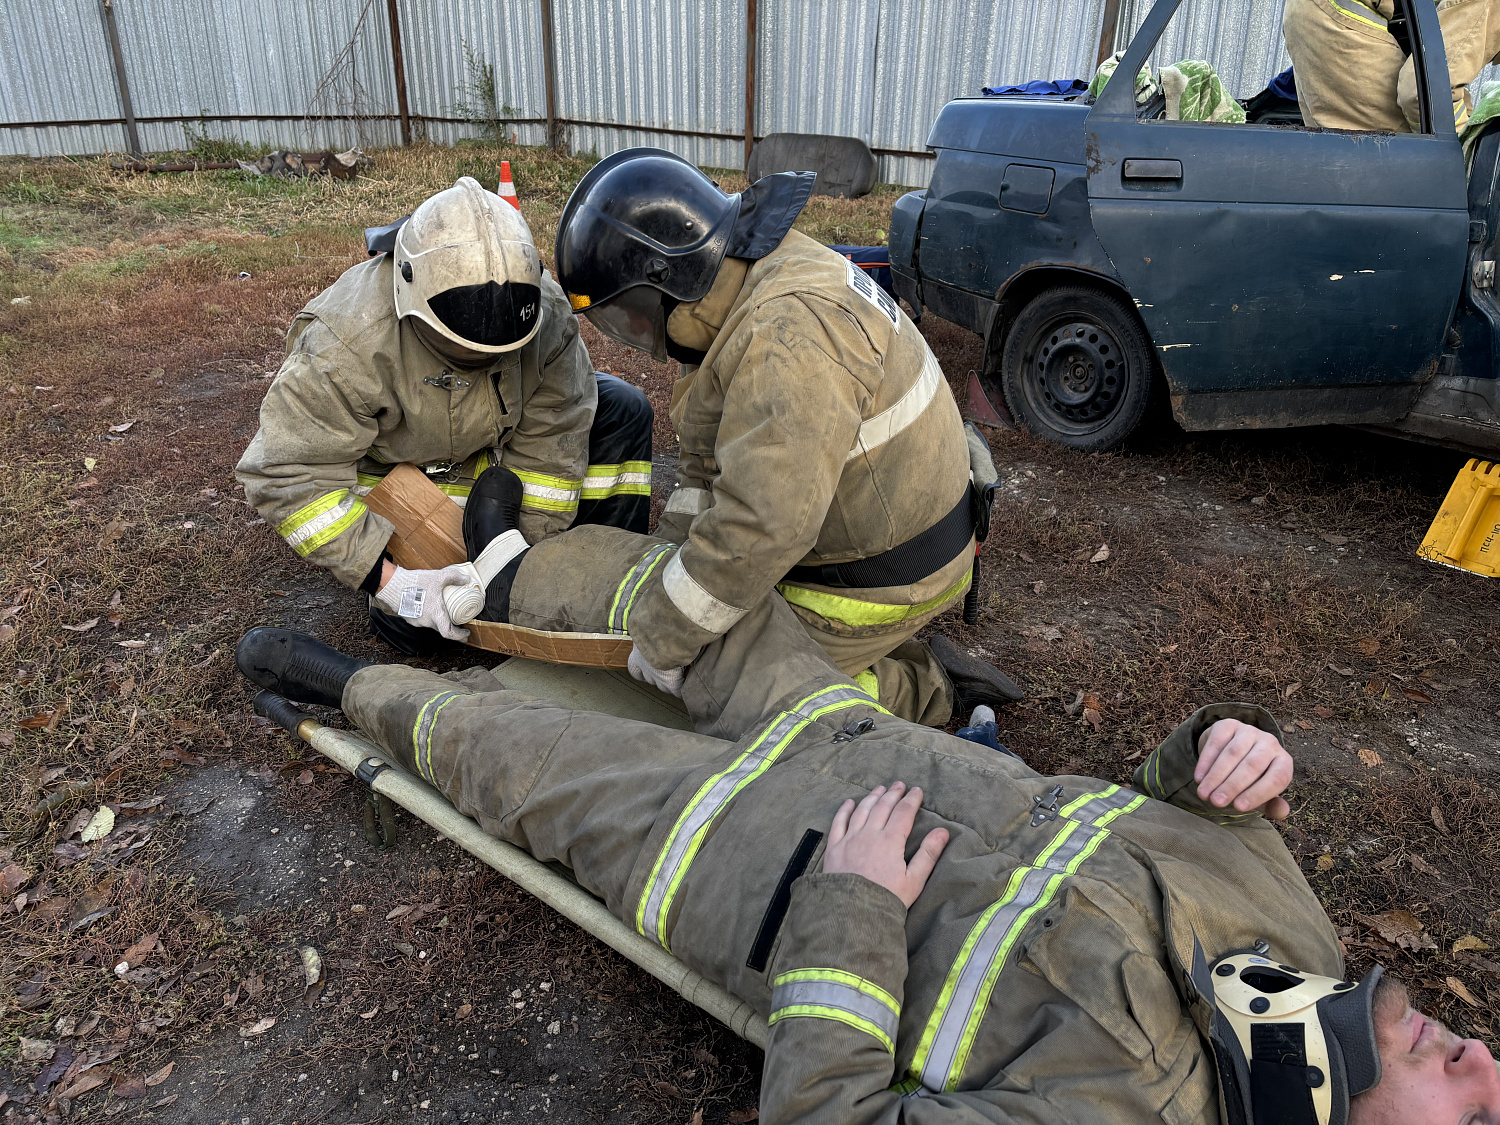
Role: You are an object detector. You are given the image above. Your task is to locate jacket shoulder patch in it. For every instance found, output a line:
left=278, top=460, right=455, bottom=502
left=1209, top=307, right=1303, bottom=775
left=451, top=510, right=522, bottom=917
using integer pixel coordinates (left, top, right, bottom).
left=845, top=258, right=900, bottom=333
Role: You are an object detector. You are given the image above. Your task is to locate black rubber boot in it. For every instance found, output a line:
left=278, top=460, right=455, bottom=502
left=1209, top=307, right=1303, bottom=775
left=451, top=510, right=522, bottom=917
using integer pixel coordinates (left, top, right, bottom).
left=235, top=627, right=373, bottom=708
left=463, top=465, right=528, bottom=623
left=928, top=635, right=1026, bottom=712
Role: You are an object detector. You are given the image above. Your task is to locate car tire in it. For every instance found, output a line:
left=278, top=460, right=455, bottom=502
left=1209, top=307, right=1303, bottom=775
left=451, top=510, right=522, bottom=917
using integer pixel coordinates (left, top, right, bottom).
left=996, top=285, right=1156, bottom=452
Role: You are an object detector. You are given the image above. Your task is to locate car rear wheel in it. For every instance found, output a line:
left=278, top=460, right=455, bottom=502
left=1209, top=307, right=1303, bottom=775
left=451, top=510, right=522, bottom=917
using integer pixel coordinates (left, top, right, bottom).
left=997, top=285, right=1155, bottom=452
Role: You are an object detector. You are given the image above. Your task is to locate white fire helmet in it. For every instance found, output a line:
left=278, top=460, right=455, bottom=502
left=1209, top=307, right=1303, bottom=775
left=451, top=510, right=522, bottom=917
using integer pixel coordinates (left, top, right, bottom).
left=392, top=176, right=543, bottom=355
left=1210, top=949, right=1383, bottom=1125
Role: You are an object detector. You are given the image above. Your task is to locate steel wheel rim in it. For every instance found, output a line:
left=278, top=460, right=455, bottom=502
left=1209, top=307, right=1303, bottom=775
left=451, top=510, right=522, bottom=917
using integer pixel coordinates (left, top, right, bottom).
left=1019, top=315, right=1127, bottom=437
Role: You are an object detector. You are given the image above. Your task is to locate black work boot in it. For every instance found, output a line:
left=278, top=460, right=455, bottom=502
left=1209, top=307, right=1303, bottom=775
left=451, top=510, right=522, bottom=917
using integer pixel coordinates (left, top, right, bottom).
left=235, top=627, right=372, bottom=709
left=463, top=465, right=528, bottom=623
left=928, top=635, right=1026, bottom=713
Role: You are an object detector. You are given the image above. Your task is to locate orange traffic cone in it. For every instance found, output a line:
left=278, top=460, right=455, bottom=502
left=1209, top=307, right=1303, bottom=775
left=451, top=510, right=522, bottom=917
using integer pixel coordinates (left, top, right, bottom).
left=497, top=161, right=520, bottom=210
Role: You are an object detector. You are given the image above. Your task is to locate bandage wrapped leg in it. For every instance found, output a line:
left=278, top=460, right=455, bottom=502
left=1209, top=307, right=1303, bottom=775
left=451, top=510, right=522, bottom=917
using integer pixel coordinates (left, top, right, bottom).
left=444, top=529, right=529, bottom=624
left=444, top=465, right=530, bottom=625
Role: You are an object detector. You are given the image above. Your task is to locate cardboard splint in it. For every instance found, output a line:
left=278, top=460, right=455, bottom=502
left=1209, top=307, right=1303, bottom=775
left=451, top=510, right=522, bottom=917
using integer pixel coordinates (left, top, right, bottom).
left=364, top=464, right=634, bottom=667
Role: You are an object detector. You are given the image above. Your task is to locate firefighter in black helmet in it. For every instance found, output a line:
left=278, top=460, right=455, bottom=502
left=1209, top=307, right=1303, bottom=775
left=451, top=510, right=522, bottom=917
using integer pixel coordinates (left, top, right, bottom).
left=553, top=149, right=1023, bottom=726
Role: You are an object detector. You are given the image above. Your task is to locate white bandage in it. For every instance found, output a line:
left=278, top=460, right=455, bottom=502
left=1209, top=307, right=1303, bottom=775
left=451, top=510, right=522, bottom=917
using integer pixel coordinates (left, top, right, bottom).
left=442, top=529, right=529, bottom=625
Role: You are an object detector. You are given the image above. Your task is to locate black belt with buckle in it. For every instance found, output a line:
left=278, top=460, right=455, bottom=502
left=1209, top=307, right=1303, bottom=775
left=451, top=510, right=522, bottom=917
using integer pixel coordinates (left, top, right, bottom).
left=783, top=490, right=975, bottom=590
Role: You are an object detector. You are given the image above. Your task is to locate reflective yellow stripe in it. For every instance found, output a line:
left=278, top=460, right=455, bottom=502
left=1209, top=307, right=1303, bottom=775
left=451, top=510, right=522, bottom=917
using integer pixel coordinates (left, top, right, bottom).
left=634, top=685, right=886, bottom=949
left=513, top=469, right=582, bottom=513
left=1328, top=0, right=1387, bottom=29
left=355, top=471, right=386, bottom=490
left=854, top=669, right=880, bottom=700
left=608, top=543, right=675, bottom=634
left=908, top=785, right=1145, bottom=1092
left=777, top=568, right=971, bottom=628
left=275, top=490, right=367, bottom=557
left=581, top=460, right=652, bottom=500
left=410, top=690, right=467, bottom=784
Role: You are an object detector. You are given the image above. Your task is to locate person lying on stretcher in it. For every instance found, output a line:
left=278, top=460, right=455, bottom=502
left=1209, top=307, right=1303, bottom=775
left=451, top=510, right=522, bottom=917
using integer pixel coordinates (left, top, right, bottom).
left=235, top=473, right=1497, bottom=1125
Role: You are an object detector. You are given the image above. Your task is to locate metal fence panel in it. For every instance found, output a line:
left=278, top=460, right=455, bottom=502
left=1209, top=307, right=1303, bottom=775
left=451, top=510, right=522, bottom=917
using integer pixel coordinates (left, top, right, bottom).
left=0, top=0, right=126, bottom=156
left=552, top=0, right=746, bottom=169
left=1114, top=0, right=1290, bottom=99
left=398, top=0, right=547, bottom=148
left=872, top=0, right=1108, bottom=186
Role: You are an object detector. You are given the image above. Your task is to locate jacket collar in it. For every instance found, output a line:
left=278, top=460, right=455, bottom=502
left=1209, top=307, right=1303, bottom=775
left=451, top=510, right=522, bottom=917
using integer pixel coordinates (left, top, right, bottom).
left=666, top=255, right=751, bottom=353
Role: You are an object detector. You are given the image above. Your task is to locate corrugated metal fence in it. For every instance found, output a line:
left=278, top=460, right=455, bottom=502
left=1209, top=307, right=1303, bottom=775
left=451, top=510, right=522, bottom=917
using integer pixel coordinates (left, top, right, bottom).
left=2, top=0, right=1295, bottom=185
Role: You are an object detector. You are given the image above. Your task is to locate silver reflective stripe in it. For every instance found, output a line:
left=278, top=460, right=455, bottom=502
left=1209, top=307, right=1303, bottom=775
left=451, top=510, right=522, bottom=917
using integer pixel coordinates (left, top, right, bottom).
left=412, top=690, right=466, bottom=785
left=281, top=492, right=362, bottom=551
left=846, top=347, right=943, bottom=463
left=911, top=785, right=1145, bottom=1092
left=635, top=684, right=881, bottom=948
left=607, top=543, right=675, bottom=634
left=664, top=486, right=713, bottom=516
left=661, top=551, right=746, bottom=634
left=770, top=974, right=901, bottom=1053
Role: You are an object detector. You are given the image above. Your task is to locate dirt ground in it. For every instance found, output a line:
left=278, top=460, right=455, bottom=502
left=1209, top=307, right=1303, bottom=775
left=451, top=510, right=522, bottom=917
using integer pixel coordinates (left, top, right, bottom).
left=2, top=142, right=1498, bottom=1123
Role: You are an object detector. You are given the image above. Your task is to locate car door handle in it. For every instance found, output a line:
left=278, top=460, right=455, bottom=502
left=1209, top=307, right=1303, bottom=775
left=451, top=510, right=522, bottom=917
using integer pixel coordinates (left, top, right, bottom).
left=1122, top=158, right=1182, bottom=180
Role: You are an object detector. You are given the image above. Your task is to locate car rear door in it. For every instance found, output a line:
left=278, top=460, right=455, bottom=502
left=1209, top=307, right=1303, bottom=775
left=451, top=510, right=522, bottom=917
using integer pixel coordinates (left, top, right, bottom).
left=1085, top=0, right=1469, bottom=428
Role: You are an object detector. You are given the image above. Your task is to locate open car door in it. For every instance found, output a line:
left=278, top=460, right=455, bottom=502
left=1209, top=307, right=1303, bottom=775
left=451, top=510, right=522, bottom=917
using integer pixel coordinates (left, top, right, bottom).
left=1085, top=0, right=1469, bottom=429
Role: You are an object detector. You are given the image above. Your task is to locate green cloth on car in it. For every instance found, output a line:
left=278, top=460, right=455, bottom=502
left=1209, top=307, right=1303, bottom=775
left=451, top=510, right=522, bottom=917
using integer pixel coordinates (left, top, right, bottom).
left=1089, top=51, right=1247, bottom=123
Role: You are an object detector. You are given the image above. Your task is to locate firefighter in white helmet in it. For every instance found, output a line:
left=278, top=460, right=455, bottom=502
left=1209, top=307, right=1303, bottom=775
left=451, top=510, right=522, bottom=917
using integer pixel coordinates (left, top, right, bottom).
left=236, top=176, right=654, bottom=654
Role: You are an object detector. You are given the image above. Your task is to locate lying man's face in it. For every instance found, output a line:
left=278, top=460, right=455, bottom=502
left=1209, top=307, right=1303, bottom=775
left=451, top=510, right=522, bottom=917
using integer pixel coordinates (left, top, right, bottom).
left=1351, top=975, right=1500, bottom=1124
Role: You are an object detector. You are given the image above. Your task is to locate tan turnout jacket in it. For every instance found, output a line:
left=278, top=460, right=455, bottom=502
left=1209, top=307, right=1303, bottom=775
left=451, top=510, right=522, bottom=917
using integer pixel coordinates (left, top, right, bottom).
left=349, top=524, right=1341, bottom=1124
left=631, top=231, right=974, bottom=671
left=236, top=256, right=595, bottom=588
left=1285, top=0, right=1500, bottom=132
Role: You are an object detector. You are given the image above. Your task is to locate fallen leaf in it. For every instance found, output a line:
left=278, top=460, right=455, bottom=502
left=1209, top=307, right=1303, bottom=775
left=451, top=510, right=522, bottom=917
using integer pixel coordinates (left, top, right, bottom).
left=1433, top=806, right=1450, bottom=835
left=151, top=1095, right=179, bottom=1108
left=1082, top=706, right=1103, bottom=731
left=238, top=1016, right=276, bottom=1037
left=53, top=1015, right=78, bottom=1037
left=19, top=711, right=55, bottom=729
left=1158, top=644, right=1178, bottom=654
left=1088, top=544, right=1111, bottom=564
left=1403, top=688, right=1435, bottom=704
left=61, top=807, right=93, bottom=839
left=1283, top=681, right=1302, bottom=699
left=1316, top=854, right=1336, bottom=871
left=80, top=806, right=115, bottom=842
left=1357, top=748, right=1383, bottom=768
left=1358, top=909, right=1437, bottom=951
left=83, top=457, right=97, bottom=472
left=386, top=904, right=414, bottom=920
left=455, top=1003, right=473, bottom=1019
left=1295, top=719, right=1314, bottom=731
left=300, top=945, right=323, bottom=987
left=1355, top=637, right=1381, bottom=655
left=1454, top=935, right=1493, bottom=955
left=1328, top=662, right=1356, bottom=676
left=0, top=623, right=14, bottom=646
left=0, top=862, right=31, bottom=897
left=114, top=1074, right=147, bottom=1099
left=20, top=1037, right=55, bottom=1064
left=1319, top=533, right=1350, bottom=545
left=1447, top=976, right=1482, bottom=1007
left=297, top=769, right=314, bottom=785
left=728, top=1110, right=760, bottom=1124
left=242, top=973, right=265, bottom=999
left=143, top=1061, right=173, bottom=1087
left=118, top=930, right=159, bottom=969
left=223, top=981, right=242, bottom=1009
left=689, top=1111, right=704, bottom=1125
left=360, top=1005, right=379, bottom=1019
left=56, top=1071, right=108, bottom=1100
left=60, top=617, right=100, bottom=633
left=109, top=420, right=136, bottom=433
left=394, top=941, right=416, bottom=957
left=1409, top=854, right=1442, bottom=878
left=1314, top=706, right=1334, bottom=719
left=116, top=639, right=147, bottom=649
left=35, top=1043, right=73, bottom=1092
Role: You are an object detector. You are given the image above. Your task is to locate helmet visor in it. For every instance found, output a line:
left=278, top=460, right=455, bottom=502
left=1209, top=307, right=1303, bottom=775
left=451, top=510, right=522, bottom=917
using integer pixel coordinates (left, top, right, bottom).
left=427, top=280, right=542, bottom=349
left=582, top=285, right=668, bottom=361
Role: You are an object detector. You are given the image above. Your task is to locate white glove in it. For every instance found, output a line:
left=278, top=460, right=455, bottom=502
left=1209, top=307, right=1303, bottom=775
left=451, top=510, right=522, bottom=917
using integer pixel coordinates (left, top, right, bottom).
left=628, top=646, right=685, bottom=697
left=374, top=564, right=473, bottom=642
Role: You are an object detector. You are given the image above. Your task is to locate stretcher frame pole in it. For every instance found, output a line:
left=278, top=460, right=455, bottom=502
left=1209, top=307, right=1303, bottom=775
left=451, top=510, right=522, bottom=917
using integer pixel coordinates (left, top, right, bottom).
left=287, top=712, right=769, bottom=1048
